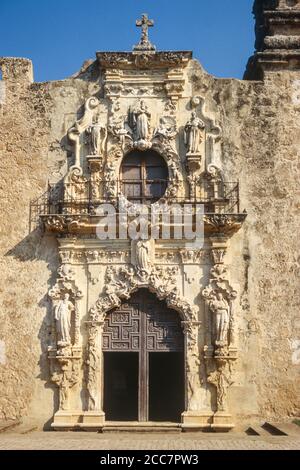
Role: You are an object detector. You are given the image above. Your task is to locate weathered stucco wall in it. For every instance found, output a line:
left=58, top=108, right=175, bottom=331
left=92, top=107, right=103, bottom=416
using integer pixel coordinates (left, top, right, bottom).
left=0, top=55, right=299, bottom=428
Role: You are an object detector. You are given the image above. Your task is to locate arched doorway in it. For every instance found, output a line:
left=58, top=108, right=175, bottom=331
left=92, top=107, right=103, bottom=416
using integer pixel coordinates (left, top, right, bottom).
left=103, top=289, right=185, bottom=422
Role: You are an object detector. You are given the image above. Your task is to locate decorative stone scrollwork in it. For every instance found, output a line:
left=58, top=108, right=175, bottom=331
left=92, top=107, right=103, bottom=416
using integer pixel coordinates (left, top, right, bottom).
left=207, top=360, right=234, bottom=413
left=49, top=353, right=81, bottom=411
left=179, top=249, right=210, bottom=265
left=68, top=96, right=101, bottom=169
left=204, top=214, right=247, bottom=236
left=85, top=323, right=103, bottom=411
left=97, top=51, right=192, bottom=69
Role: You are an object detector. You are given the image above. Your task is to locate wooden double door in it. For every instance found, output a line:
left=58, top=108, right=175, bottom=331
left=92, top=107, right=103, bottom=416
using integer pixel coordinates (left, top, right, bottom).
left=103, top=289, right=185, bottom=422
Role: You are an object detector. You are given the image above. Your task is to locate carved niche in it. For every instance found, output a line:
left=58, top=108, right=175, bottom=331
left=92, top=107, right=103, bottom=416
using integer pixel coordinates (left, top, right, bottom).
left=48, top=256, right=83, bottom=412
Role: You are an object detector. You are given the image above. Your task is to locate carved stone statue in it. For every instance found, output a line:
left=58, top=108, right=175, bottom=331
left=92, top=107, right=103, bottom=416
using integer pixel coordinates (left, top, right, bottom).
left=128, top=100, right=151, bottom=142
left=105, top=268, right=127, bottom=304
left=184, top=111, right=205, bottom=155
left=109, top=117, right=133, bottom=151
left=153, top=116, right=177, bottom=141
left=86, top=116, right=107, bottom=155
left=54, top=293, right=74, bottom=346
left=209, top=292, right=230, bottom=346
left=136, top=239, right=152, bottom=274
left=169, top=161, right=180, bottom=181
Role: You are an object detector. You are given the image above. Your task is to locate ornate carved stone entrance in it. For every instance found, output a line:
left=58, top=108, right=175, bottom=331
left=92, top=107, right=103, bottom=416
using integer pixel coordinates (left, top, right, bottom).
left=103, top=289, right=184, bottom=422
left=38, top=14, right=247, bottom=432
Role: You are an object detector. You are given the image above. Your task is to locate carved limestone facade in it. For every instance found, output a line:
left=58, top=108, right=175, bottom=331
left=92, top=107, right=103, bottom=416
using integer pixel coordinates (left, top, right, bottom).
left=36, top=18, right=247, bottom=430
left=1, top=5, right=299, bottom=431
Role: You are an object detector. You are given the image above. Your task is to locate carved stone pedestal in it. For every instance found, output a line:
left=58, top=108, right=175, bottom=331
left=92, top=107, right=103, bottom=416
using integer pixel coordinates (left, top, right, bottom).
left=211, top=412, right=235, bottom=432
left=181, top=411, right=213, bottom=431
left=51, top=410, right=83, bottom=430
left=81, top=411, right=105, bottom=431
left=52, top=411, right=105, bottom=431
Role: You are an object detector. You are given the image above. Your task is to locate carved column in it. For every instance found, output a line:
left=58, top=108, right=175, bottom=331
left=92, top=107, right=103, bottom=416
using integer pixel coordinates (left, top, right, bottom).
left=202, top=236, right=238, bottom=431
left=181, top=321, right=213, bottom=430
left=83, top=320, right=105, bottom=428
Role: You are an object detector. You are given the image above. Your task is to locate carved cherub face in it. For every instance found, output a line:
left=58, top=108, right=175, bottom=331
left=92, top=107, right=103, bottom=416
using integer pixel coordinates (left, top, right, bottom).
left=216, top=292, right=223, bottom=300
left=191, top=111, right=197, bottom=119
left=64, top=293, right=70, bottom=300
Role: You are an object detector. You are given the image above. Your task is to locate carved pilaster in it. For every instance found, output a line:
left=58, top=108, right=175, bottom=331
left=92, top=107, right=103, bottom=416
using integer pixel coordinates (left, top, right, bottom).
left=202, top=237, right=238, bottom=430
left=85, top=321, right=104, bottom=412
left=49, top=349, right=81, bottom=412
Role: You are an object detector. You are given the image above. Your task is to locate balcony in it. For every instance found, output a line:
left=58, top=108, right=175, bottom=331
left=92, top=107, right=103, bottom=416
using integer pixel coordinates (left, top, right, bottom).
left=30, top=178, right=246, bottom=237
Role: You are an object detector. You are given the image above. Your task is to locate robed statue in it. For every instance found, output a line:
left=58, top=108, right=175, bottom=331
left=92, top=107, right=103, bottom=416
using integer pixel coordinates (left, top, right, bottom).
left=184, top=111, right=205, bottom=155
left=209, top=292, right=230, bottom=345
left=54, top=293, right=74, bottom=346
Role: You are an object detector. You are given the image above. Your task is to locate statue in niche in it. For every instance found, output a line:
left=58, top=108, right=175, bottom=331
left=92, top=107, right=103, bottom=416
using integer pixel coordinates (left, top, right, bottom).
left=209, top=292, right=230, bottom=346
left=54, top=293, right=74, bottom=346
left=128, top=100, right=151, bottom=142
left=153, top=116, right=177, bottom=142
left=135, top=239, right=152, bottom=275
left=184, top=111, right=205, bottom=155
left=86, top=116, right=107, bottom=155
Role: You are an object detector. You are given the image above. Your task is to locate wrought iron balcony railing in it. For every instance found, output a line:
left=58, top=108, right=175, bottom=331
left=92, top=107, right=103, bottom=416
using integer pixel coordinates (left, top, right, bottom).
left=30, top=178, right=241, bottom=232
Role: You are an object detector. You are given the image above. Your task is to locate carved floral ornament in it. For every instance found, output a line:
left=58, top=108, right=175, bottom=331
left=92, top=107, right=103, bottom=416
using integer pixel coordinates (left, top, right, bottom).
left=96, top=51, right=192, bottom=70
left=87, top=264, right=198, bottom=325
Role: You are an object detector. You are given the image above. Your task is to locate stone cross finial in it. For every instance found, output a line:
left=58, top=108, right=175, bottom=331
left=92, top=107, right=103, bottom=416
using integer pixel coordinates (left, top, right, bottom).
left=133, top=13, right=156, bottom=52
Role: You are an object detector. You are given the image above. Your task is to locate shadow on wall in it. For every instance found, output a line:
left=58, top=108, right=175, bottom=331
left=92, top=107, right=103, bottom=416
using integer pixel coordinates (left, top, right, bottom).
left=5, top=227, right=59, bottom=430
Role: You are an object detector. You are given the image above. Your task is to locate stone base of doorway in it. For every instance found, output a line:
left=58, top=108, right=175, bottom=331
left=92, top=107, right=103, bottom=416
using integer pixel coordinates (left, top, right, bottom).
left=102, top=422, right=182, bottom=433
left=181, top=411, right=234, bottom=432
left=51, top=411, right=105, bottom=431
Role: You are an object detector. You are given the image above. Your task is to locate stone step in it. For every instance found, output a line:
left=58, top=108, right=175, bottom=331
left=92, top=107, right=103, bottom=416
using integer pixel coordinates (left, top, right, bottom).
left=265, top=422, right=300, bottom=436
left=102, top=421, right=182, bottom=433
left=261, top=422, right=288, bottom=436
left=245, top=425, right=273, bottom=436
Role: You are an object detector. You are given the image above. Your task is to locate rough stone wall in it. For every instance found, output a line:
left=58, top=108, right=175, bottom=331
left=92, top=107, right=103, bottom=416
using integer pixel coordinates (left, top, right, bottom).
left=0, top=56, right=299, bottom=427
left=189, top=62, right=300, bottom=421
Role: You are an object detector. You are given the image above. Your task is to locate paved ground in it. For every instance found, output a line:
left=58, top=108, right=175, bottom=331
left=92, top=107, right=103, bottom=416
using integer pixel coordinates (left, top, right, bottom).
left=0, top=431, right=299, bottom=450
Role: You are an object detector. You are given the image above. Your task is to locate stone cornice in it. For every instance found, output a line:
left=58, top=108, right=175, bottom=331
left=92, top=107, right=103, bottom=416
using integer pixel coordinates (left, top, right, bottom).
left=96, top=51, right=192, bottom=70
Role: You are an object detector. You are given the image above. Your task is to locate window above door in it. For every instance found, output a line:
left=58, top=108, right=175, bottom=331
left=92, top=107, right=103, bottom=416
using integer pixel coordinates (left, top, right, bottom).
left=120, top=150, right=168, bottom=204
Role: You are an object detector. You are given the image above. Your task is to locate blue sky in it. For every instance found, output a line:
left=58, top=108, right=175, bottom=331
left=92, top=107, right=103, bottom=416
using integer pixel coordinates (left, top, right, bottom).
left=0, top=0, right=255, bottom=82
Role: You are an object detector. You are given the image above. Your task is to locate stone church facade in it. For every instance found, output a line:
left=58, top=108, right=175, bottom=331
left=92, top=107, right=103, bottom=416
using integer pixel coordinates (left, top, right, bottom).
left=0, top=1, right=299, bottom=431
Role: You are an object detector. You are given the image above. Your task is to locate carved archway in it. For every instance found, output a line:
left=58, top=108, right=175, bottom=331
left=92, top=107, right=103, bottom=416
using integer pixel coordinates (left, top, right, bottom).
left=85, top=265, right=201, bottom=415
